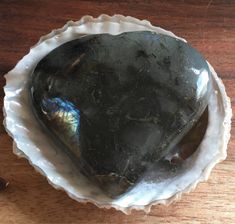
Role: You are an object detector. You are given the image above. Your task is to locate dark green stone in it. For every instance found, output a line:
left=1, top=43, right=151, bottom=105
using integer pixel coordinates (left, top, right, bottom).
left=30, top=31, right=211, bottom=197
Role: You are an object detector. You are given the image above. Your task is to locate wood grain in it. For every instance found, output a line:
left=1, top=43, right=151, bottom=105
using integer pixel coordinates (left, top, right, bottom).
left=0, top=1, right=234, bottom=223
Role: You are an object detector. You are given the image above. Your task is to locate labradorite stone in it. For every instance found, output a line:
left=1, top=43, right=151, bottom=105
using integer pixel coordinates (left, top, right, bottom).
left=30, top=31, right=211, bottom=197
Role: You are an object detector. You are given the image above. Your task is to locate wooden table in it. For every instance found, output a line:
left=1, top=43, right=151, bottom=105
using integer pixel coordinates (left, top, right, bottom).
left=0, top=1, right=234, bottom=223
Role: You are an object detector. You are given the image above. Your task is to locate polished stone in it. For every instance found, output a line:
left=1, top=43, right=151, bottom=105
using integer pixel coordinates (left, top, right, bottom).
left=30, top=31, right=211, bottom=197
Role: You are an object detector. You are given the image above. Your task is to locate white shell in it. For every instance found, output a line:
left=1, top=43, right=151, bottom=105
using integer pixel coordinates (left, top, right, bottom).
left=3, top=15, right=232, bottom=214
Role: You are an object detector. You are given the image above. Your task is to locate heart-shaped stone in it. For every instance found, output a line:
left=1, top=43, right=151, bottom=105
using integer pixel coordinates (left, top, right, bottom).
left=30, top=31, right=211, bottom=197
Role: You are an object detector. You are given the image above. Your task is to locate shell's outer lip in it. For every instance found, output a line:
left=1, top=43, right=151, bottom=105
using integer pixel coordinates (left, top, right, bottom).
left=3, top=14, right=232, bottom=214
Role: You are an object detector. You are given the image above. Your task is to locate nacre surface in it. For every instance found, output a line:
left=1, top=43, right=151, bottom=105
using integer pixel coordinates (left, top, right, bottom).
left=30, top=31, right=211, bottom=197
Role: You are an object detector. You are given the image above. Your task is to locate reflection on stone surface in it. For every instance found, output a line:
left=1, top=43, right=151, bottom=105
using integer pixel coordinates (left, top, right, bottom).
left=30, top=31, right=211, bottom=197
left=170, top=107, right=208, bottom=164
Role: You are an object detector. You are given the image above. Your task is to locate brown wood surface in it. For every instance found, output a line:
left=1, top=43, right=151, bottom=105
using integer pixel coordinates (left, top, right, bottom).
left=0, top=1, right=234, bottom=223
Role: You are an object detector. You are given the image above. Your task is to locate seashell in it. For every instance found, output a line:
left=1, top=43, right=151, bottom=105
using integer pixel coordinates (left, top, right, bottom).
left=3, top=15, right=232, bottom=214
left=29, top=31, right=211, bottom=197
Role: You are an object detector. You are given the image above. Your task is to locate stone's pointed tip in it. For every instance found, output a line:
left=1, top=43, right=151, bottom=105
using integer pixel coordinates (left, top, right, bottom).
left=95, top=173, right=134, bottom=198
